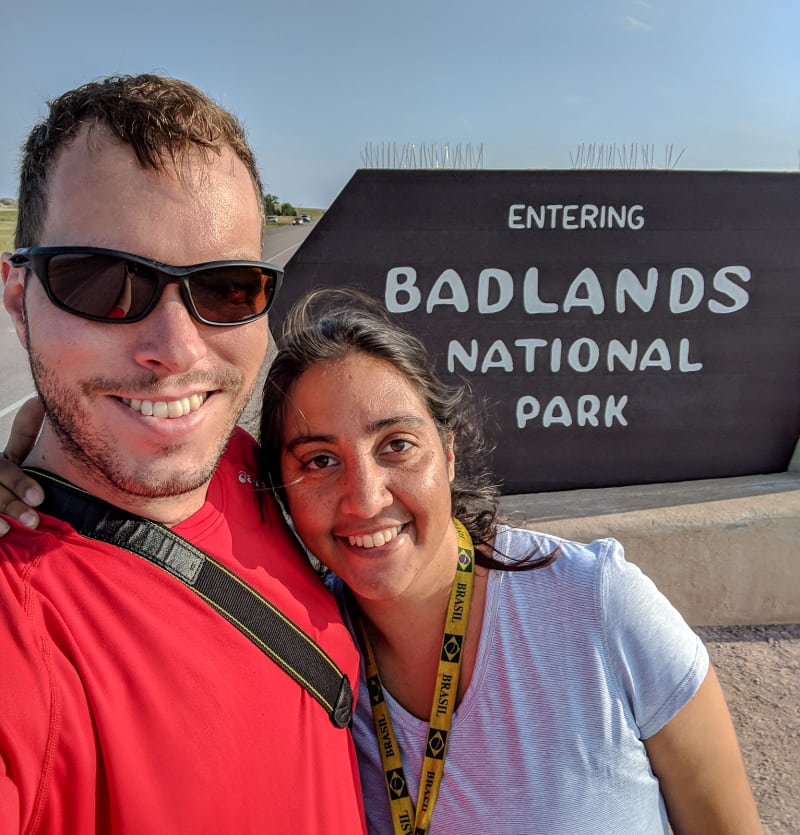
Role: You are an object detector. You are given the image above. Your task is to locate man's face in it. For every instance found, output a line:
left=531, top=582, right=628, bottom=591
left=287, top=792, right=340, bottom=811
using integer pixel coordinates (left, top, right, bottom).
left=1, top=128, right=267, bottom=517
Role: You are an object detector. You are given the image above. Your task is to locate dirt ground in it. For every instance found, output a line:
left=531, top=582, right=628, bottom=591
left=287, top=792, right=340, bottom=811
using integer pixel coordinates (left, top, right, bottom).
left=693, top=623, right=799, bottom=834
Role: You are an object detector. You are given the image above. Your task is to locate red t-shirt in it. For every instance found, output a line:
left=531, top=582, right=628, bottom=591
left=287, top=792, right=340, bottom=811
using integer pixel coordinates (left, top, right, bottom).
left=0, top=428, right=366, bottom=834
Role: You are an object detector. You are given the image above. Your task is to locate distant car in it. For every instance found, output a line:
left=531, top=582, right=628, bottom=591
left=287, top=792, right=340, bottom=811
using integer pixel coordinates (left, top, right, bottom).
left=300, top=214, right=312, bottom=222
left=266, top=215, right=278, bottom=223
left=292, top=216, right=304, bottom=225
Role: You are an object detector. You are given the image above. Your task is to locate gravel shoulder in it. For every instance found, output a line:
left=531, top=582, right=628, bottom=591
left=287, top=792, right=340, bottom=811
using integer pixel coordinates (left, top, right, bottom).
left=693, top=624, right=799, bottom=834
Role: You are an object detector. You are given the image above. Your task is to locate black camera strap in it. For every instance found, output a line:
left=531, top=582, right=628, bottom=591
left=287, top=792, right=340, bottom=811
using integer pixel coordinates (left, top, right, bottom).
left=25, top=467, right=353, bottom=728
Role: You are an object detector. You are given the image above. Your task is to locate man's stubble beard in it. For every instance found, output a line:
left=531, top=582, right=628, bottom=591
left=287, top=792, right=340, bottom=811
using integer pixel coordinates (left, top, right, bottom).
left=25, top=318, right=251, bottom=500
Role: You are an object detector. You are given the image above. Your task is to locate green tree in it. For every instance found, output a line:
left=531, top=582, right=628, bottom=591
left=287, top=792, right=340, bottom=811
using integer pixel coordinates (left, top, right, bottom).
left=280, top=202, right=296, bottom=217
left=263, top=193, right=279, bottom=215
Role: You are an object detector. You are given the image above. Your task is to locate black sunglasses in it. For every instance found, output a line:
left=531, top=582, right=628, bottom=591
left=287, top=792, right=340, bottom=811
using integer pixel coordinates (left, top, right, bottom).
left=10, top=246, right=284, bottom=327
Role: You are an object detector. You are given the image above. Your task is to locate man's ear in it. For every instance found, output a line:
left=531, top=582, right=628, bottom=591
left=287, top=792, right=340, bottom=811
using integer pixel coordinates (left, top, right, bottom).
left=2, top=253, right=29, bottom=348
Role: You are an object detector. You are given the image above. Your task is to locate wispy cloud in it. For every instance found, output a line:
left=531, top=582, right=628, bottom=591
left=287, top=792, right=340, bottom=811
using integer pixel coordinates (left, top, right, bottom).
left=624, top=15, right=653, bottom=31
left=625, top=0, right=657, bottom=30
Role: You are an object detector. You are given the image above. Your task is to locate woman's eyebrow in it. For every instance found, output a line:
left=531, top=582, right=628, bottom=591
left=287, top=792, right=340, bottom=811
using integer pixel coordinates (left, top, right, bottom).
left=284, top=415, right=427, bottom=454
left=369, top=414, right=426, bottom=433
left=284, top=432, right=335, bottom=455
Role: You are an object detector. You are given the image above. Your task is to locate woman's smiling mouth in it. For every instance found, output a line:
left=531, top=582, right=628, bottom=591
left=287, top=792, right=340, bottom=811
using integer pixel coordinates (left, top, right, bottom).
left=346, top=525, right=403, bottom=549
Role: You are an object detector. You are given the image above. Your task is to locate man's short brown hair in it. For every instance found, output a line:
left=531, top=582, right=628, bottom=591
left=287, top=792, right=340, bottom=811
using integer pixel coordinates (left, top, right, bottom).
left=15, top=74, right=264, bottom=248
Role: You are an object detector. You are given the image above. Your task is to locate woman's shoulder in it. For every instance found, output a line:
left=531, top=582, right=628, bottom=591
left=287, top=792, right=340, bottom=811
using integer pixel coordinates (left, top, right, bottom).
left=491, top=525, right=668, bottom=623
left=494, top=524, right=625, bottom=576
left=489, top=526, right=706, bottom=735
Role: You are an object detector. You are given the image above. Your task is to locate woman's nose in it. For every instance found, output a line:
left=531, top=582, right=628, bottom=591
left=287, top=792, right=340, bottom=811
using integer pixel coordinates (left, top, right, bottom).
left=338, top=456, right=393, bottom=518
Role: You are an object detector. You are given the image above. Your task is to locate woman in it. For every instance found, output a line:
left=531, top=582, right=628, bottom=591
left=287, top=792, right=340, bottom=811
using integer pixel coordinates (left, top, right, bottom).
left=257, top=289, right=761, bottom=834
left=0, top=290, right=763, bottom=834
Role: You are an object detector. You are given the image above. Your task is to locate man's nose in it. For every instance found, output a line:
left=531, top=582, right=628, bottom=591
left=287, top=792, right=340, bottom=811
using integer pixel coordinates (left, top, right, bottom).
left=131, top=284, right=208, bottom=374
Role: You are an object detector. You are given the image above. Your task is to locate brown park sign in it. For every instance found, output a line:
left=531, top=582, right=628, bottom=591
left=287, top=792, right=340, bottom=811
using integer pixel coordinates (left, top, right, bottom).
left=273, top=170, right=800, bottom=494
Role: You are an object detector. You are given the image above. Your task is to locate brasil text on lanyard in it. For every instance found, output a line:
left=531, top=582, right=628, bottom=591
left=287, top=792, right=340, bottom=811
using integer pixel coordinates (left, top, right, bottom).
left=356, top=518, right=476, bottom=835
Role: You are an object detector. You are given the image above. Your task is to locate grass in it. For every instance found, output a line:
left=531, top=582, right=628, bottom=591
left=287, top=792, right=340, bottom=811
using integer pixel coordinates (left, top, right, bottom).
left=265, top=207, right=324, bottom=228
left=0, top=207, right=16, bottom=253
left=297, top=207, right=324, bottom=220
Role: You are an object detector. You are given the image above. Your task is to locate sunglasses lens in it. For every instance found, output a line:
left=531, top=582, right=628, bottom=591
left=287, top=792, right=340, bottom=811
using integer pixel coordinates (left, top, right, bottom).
left=38, top=250, right=278, bottom=324
left=46, top=253, right=156, bottom=319
left=187, top=267, right=276, bottom=324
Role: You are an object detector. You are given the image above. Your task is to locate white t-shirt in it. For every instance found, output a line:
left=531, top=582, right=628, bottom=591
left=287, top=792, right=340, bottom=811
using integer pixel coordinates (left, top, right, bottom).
left=338, top=527, right=709, bottom=834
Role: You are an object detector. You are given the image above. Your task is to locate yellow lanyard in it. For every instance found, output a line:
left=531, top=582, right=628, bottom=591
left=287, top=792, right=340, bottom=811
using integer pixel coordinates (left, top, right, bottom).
left=356, top=519, right=476, bottom=835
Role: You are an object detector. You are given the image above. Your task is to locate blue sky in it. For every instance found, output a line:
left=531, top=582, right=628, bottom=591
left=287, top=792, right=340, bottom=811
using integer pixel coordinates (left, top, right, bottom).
left=2, top=0, right=798, bottom=209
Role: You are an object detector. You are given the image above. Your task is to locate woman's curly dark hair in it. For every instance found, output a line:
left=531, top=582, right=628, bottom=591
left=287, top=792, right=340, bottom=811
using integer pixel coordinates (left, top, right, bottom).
left=258, top=288, right=555, bottom=571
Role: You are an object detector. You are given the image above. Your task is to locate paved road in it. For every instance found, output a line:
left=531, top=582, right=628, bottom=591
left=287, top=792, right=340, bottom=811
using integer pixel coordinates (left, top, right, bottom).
left=0, top=318, right=34, bottom=449
left=0, top=221, right=313, bottom=447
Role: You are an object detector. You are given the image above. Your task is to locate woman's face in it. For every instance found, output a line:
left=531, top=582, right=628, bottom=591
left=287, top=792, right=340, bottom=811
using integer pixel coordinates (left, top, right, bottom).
left=279, top=352, right=457, bottom=604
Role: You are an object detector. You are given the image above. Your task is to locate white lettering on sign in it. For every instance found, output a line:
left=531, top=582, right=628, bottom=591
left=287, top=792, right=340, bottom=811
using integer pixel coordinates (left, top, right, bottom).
left=516, top=395, right=629, bottom=428
left=383, top=264, right=750, bottom=431
left=508, top=203, right=645, bottom=230
left=385, top=267, right=422, bottom=312
left=448, top=337, right=703, bottom=374
left=386, top=266, right=751, bottom=315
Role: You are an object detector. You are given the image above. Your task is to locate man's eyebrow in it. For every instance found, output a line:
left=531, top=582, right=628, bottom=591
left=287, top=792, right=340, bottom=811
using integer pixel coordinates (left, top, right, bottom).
left=284, top=415, right=426, bottom=454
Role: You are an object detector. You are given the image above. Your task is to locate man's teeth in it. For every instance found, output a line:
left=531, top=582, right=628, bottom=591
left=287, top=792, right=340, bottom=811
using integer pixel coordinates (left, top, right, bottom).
left=348, top=526, right=402, bottom=549
left=121, top=393, right=207, bottom=418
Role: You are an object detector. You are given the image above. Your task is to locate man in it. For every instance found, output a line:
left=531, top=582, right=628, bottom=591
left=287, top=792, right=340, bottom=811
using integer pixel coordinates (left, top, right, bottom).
left=0, top=75, right=366, bottom=833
